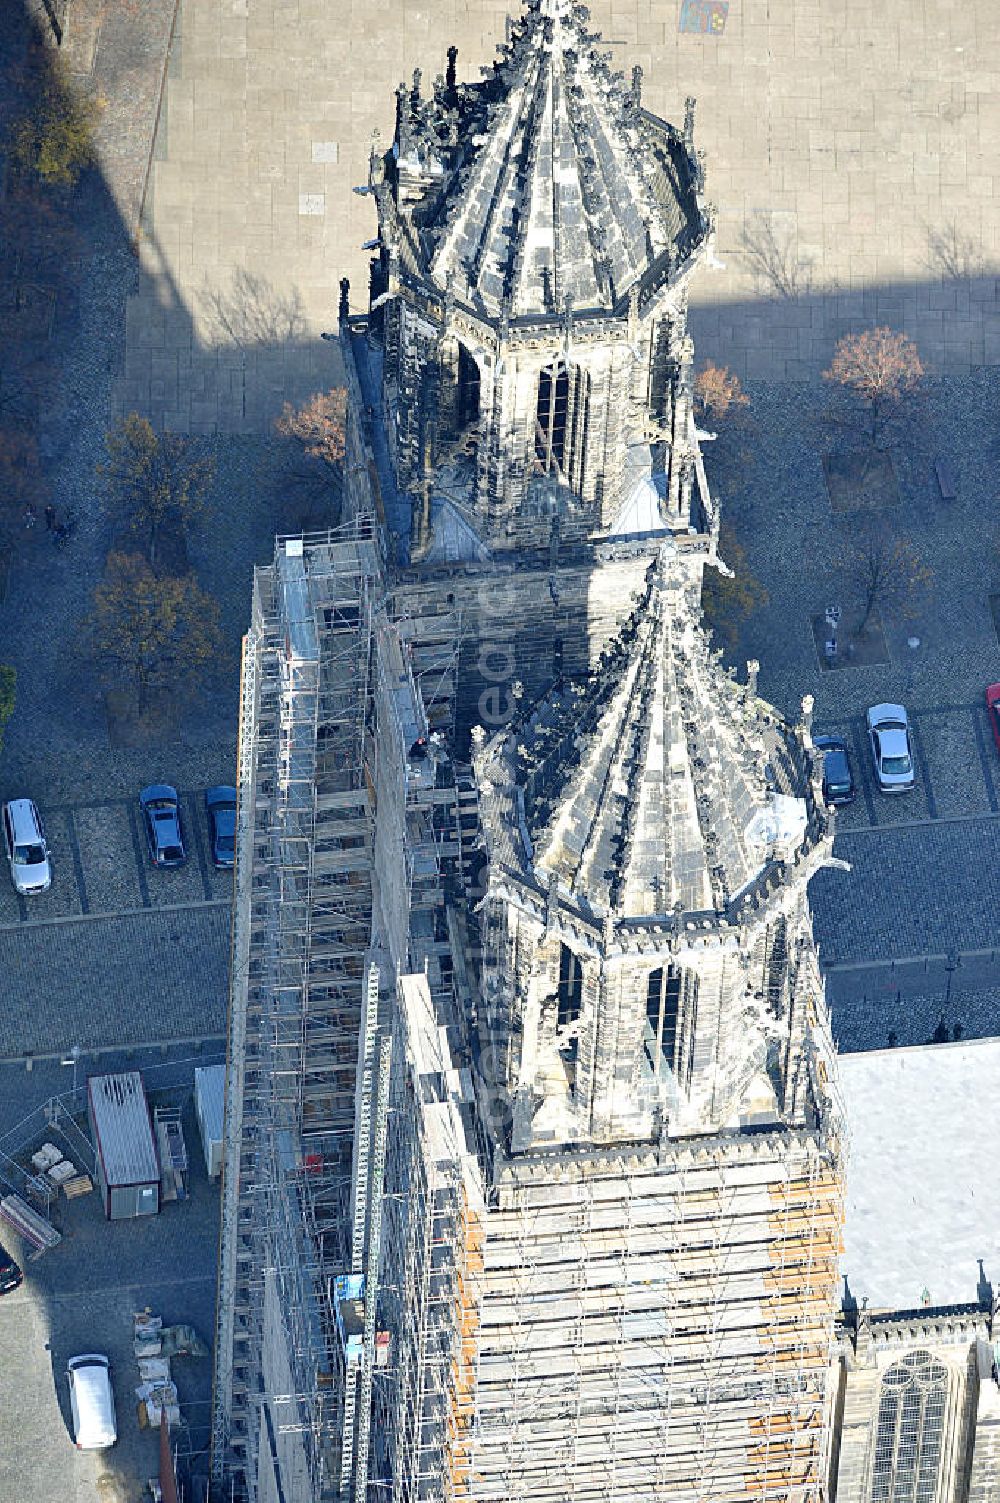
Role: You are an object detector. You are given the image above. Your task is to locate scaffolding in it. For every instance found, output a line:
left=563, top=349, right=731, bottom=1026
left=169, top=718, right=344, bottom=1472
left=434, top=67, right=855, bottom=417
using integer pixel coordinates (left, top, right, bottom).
left=212, top=519, right=468, bottom=1503
left=373, top=973, right=486, bottom=1503
left=461, top=1127, right=844, bottom=1503
left=365, top=949, right=847, bottom=1503
left=212, top=522, right=384, bottom=1502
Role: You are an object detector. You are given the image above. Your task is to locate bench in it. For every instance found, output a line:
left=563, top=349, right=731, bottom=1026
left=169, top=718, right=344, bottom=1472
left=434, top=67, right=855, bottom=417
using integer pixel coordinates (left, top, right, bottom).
left=934, top=458, right=957, bottom=501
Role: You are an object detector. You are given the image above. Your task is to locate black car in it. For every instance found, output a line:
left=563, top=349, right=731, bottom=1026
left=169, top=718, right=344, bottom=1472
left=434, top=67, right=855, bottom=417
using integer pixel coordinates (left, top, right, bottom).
left=138, top=784, right=186, bottom=868
left=205, top=785, right=237, bottom=869
left=813, top=735, right=855, bottom=806
left=0, top=1241, right=22, bottom=1295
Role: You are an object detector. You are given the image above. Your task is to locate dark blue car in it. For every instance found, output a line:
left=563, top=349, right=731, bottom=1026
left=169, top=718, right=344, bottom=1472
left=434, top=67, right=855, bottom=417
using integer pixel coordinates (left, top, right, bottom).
left=139, top=784, right=186, bottom=868
left=205, top=785, right=237, bottom=869
left=813, top=736, right=855, bottom=807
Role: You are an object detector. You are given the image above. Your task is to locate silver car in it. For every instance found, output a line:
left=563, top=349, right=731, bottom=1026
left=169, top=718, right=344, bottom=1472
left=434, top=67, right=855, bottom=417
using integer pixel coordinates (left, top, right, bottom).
left=866, top=703, right=915, bottom=793
left=2, top=798, right=52, bottom=893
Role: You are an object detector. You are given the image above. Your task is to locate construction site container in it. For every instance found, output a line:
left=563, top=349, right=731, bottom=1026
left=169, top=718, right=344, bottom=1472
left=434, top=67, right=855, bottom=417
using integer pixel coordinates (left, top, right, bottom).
left=87, top=1072, right=160, bottom=1220
left=194, top=1065, right=226, bottom=1179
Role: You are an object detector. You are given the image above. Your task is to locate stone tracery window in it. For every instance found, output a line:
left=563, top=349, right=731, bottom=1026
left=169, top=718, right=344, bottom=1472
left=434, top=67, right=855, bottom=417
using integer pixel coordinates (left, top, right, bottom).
left=646, top=967, right=698, bottom=1088
left=557, top=943, right=583, bottom=1030
left=534, top=359, right=590, bottom=492
left=869, top=1351, right=949, bottom=1503
left=647, top=966, right=679, bottom=1074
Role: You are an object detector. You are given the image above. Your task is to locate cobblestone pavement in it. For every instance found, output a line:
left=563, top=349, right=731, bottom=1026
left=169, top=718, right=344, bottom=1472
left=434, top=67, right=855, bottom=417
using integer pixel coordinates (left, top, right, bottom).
left=0, top=902, right=229, bottom=1058
left=0, top=1060, right=219, bottom=1503
left=826, top=953, right=1000, bottom=1054
left=709, top=375, right=1000, bottom=1045
left=119, top=0, right=1000, bottom=434
left=813, top=819, right=1000, bottom=962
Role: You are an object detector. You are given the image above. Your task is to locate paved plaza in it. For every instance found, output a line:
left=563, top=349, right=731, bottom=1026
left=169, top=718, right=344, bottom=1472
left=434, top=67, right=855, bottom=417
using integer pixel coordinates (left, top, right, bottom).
left=116, top=0, right=1000, bottom=433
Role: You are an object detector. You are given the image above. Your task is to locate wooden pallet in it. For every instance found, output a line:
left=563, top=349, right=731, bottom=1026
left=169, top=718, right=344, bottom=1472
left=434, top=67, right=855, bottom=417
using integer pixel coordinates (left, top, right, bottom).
left=62, top=1174, right=93, bottom=1200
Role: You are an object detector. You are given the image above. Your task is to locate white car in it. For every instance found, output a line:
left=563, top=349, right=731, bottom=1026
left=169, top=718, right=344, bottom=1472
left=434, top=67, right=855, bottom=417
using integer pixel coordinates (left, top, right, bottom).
left=2, top=798, right=52, bottom=893
left=67, top=1353, right=117, bottom=1450
left=866, top=704, right=915, bottom=793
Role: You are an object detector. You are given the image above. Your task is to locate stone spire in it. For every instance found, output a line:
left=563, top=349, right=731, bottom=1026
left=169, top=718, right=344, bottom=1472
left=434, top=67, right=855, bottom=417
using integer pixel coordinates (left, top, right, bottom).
left=478, top=548, right=826, bottom=927
left=381, top=0, right=704, bottom=319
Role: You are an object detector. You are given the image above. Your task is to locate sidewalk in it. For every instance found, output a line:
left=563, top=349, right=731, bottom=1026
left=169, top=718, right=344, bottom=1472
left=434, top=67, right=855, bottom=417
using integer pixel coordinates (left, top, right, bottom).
left=60, top=0, right=179, bottom=236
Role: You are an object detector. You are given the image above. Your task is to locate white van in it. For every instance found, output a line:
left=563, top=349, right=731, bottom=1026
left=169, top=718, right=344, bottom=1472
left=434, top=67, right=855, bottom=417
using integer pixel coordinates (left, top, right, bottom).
left=67, top=1353, right=117, bottom=1449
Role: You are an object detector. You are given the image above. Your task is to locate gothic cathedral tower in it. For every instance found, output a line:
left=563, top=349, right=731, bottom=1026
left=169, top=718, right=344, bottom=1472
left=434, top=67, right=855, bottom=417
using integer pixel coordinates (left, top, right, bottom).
left=353, top=4, right=850, bottom=1501
left=211, top=4, right=849, bottom=1501
left=359, top=0, right=713, bottom=564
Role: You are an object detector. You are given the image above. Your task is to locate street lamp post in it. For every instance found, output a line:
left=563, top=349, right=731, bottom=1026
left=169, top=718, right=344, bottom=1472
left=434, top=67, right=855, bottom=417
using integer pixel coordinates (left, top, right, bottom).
left=60, top=1043, right=82, bottom=1101
left=944, top=951, right=958, bottom=1010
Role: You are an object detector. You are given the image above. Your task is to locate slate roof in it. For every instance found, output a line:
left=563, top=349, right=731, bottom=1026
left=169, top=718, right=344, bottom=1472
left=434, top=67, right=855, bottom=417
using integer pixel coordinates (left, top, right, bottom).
left=391, top=0, right=703, bottom=317
left=477, top=550, right=822, bottom=920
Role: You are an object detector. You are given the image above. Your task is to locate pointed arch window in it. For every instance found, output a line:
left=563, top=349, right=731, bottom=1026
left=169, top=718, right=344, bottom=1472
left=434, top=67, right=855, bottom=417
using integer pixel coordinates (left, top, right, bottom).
left=557, top=944, right=583, bottom=1030
left=438, top=337, right=481, bottom=445
left=646, top=967, right=697, bottom=1089
left=535, top=360, right=590, bottom=493
left=457, top=341, right=481, bottom=429
left=870, top=1351, right=949, bottom=1503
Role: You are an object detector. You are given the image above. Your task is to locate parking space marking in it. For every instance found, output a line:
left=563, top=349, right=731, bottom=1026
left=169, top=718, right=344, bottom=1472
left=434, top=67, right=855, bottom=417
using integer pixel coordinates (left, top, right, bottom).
left=0, top=896, right=231, bottom=933
left=847, top=718, right=878, bottom=827
left=186, top=792, right=215, bottom=902
left=907, top=718, right=937, bottom=820
left=64, top=808, right=90, bottom=914
left=126, top=802, right=152, bottom=908
left=832, top=808, right=1000, bottom=836
left=972, top=708, right=1000, bottom=813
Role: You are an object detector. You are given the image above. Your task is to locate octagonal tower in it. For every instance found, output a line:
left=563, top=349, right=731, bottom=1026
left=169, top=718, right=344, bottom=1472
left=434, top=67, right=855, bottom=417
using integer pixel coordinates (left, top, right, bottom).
left=367, top=0, right=713, bottom=560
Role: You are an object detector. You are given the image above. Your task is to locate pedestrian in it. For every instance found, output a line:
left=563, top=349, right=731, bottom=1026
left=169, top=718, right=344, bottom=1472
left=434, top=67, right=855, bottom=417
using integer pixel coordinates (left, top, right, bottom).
left=44, top=504, right=57, bottom=532
left=23, top=503, right=36, bottom=528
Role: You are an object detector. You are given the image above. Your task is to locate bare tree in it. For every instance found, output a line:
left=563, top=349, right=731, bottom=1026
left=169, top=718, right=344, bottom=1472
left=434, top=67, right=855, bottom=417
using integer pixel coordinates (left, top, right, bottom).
left=738, top=212, right=814, bottom=299
left=199, top=268, right=306, bottom=348
left=275, top=389, right=347, bottom=469
left=841, top=524, right=932, bottom=636
left=88, top=552, right=222, bottom=716
left=823, top=328, right=924, bottom=446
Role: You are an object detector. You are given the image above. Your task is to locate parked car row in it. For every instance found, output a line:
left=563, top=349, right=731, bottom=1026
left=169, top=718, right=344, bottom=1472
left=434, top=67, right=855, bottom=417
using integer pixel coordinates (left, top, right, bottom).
left=815, top=686, right=1000, bottom=807
left=814, top=702, right=915, bottom=804
left=1, top=784, right=237, bottom=896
